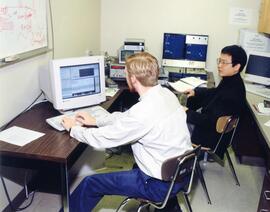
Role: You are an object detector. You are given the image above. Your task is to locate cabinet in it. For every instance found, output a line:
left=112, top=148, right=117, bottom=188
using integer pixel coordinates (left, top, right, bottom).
left=258, top=174, right=270, bottom=212
left=258, top=0, right=270, bottom=34
left=232, top=102, right=265, bottom=161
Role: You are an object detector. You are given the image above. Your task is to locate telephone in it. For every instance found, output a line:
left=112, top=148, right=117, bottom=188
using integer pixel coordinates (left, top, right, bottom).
left=264, top=100, right=270, bottom=108
left=257, top=101, right=270, bottom=114
left=105, top=77, right=118, bottom=88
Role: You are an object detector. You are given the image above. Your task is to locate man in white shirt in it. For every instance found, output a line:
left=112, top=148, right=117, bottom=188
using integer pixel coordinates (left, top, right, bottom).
left=61, top=52, right=192, bottom=212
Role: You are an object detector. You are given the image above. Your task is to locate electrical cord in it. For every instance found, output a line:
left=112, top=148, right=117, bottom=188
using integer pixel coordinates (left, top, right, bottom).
left=48, top=0, right=55, bottom=59
left=1, top=177, right=35, bottom=211
left=1, top=91, right=44, bottom=211
left=1, top=91, right=44, bottom=131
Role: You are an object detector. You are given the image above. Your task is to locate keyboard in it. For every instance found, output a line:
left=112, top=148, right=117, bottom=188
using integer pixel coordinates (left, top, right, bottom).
left=46, top=105, right=110, bottom=131
left=245, top=83, right=270, bottom=99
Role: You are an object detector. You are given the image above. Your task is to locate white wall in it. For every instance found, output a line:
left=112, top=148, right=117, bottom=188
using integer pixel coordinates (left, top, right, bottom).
left=101, top=0, right=261, bottom=82
left=0, top=0, right=101, bottom=209
left=51, top=0, right=101, bottom=58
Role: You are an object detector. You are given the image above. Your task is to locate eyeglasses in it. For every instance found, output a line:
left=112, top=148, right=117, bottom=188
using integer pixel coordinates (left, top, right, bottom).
left=216, top=58, right=232, bottom=65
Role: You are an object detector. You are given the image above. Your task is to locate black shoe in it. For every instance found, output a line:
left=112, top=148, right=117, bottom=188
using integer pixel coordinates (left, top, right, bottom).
left=154, top=197, right=182, bottom=212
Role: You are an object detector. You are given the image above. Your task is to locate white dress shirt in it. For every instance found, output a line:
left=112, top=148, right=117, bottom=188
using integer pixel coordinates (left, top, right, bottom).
left=70, top=85, right=192, bottom=179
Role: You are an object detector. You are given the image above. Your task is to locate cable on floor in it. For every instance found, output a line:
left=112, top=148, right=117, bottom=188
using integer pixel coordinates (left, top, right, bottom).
left=1, top=91, right=45, bottom=211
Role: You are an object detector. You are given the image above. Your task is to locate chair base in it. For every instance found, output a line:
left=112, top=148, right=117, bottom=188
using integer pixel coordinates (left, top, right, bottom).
left=225, top=150, right=240, bottom=186
left=196, top=163, right=212, bottom=204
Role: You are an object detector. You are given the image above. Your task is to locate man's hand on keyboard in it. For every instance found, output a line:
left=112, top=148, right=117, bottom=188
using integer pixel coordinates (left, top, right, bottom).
left=75, top=111, right=97, bottom=126
left=62, top=117, right=77, bottom=131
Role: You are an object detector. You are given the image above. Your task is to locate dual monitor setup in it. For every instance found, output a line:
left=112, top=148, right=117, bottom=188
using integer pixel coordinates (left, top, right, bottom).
left=161, top=33, right=209, bottom=81
left=40, top=33, right=270, bottom=113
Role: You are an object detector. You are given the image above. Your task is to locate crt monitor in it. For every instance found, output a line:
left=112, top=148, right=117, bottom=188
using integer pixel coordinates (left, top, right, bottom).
left=40, top=56, right=106, bottom=111
left=162, top=33, right=186, bottom=60
left=244, top=51, right=270, bottom=86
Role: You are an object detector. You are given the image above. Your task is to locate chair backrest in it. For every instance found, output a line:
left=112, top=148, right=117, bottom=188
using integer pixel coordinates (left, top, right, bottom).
left=161, top=145, right=201, bottom=194
left=134, top=146, right=200, bottom=211
left=213, top=116, right=239, bottom=153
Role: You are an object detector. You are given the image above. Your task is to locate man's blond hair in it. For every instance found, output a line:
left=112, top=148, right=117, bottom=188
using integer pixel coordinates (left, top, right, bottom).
left=125, top=52, right=159, bottom=87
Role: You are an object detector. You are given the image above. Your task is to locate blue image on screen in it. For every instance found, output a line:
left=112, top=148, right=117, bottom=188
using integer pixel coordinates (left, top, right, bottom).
left=162, top=33, right=186, bottom=60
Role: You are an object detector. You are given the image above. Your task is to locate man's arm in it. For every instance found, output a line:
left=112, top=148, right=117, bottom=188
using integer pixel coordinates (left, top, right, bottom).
left=185, top=87, right=217, bottom=128
left=69, top=112, right=150, bottom=149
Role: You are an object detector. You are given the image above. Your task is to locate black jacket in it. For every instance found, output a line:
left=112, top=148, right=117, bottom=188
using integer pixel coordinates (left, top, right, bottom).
left=186, top=73, right=246, bottom=158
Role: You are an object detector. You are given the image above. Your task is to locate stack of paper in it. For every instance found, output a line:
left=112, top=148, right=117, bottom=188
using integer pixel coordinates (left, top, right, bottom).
left=168, top=77, right=207, bottom=93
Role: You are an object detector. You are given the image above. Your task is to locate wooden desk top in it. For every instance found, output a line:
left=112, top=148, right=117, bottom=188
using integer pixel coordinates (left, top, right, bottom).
left=0, top=102, right=82, bottom=164
left=0, top=88, right=125, bottom=164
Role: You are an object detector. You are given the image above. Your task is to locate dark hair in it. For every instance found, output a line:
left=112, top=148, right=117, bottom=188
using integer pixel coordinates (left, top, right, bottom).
left=221, top=45, right=247, bottom=72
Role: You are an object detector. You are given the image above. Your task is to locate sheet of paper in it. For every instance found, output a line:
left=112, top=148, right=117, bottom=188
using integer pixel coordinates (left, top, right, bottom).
left=229, top=7, right=252, bottom=25
left=0, top=126, right=45, bottom=146
left=239, top=29, right=270, bottom=52
left=265, top=120, right=270, bottom=127
left=168, top=81, right=194, bottom=93
left=180, top=77, right=207, bottom=87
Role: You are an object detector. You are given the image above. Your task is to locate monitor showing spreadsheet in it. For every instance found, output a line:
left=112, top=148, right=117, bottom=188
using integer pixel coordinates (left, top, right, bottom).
left=40, top=56, right=106, bottom=111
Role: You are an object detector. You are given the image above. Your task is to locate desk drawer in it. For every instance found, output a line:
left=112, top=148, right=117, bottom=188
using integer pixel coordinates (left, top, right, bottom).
left=233, top=106, right=265, bottom=160
left=258, top=174, right=270, bottom=211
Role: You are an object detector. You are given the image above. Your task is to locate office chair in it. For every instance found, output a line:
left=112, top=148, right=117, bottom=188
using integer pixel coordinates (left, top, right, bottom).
left=116, top=145, right=201, bottom=212
left=194, top=116, right=240, bottom=190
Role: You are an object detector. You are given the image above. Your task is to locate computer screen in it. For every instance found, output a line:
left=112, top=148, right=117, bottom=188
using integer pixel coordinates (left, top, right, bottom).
left=162, top=33, right=186, bottom=60
left=40, top=56, right=106, bottom=111
left=162, top=33, right=208, bottom=69
left=244, top=51, right=270, bottom=86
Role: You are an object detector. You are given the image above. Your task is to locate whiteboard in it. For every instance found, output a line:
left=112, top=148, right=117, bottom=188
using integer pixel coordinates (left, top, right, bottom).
left=0, top=0, right=48, bottom=59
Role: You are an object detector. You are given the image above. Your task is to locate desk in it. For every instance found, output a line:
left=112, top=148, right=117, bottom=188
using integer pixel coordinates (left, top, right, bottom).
left=233, top=93, right=270, bottom=211
left=245, top=93, right=270, bottom=211
left=246, top=93, right=270, bottom=146
left=0, top=88, right=132, bottom=212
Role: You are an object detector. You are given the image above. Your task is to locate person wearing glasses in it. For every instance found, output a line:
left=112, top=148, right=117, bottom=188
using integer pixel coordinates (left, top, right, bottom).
left=184, top=45, right=247, bottom=159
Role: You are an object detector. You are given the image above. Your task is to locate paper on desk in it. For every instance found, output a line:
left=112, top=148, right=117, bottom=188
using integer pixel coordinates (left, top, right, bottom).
left=265, top=120, right=270, bottom=127
left=105, top=87, right=119, bottom=97
left=180, top=77, right=207, bottom=87
left=168, top=77, right=207, bottom=93
left=0, top=126, right=45, bottom=146
left=168, top=81, right=194, bottom=93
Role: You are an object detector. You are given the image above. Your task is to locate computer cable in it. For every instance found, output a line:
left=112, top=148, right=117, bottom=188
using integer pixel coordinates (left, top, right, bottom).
left=0, top=91, right=44, bottom=131
left=0, top=91, right=44, bottom=211
left=1, top=174, right=35, bottom=211
left=48, top=0, right=55, bottom=60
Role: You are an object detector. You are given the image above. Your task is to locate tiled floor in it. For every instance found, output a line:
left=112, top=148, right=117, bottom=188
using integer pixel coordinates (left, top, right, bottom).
left=17, top=148, right=264, bottom=212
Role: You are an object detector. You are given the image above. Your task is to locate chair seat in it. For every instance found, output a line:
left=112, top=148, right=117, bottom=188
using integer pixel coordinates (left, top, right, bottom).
left=116, top=146, right=201, bottom=212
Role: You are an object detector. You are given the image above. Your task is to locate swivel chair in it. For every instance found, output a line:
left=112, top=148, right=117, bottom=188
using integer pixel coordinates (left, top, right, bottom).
left=116, top=145, right=201, bottom=212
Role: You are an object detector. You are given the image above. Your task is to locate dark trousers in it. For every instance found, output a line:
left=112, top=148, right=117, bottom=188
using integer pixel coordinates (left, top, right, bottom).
left=61, top=168, right=185, bottom=211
